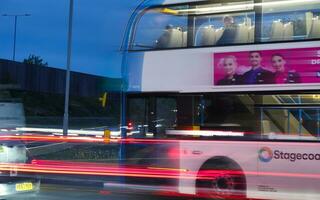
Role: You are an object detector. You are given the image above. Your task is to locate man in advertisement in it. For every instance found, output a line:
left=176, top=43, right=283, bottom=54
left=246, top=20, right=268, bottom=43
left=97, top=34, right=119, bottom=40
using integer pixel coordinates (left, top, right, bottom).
left=243, top=51, right=274, bottom=84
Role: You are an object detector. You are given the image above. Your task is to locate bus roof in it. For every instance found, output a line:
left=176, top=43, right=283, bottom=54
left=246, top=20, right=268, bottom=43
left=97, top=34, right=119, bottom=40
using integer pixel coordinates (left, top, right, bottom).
left=161, top=0, right=206, bottom=5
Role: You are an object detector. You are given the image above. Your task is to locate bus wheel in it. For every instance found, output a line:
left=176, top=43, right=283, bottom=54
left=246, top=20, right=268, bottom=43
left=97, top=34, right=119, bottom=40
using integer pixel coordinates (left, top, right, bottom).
left=196, top=160, right=246, bottom=199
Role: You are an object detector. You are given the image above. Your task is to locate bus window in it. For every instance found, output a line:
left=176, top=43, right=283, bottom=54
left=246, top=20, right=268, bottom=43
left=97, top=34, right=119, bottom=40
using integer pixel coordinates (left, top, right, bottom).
left=155, top=97, right=177, bottom=137
left=261, top=0, right=320, bottom=42
left=132, top=5, right=189, bottom=50
left=129, top=0, right=320, bottom=51
left=202, top=94, right=258, bottom=133
left=127, top=93, right=320, bottom=141
left=127, top=97, right=148, bottom=137
left=193, top=1, right=255, bottom=46
left=260, top=94, right=320, bottom=141
left=127, top=96, right=177, bottom=138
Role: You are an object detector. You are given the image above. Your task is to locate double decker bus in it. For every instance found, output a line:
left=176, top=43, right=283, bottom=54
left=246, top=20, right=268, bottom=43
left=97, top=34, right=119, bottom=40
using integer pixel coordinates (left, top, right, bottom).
left=120, top=0, right=320, bottom=199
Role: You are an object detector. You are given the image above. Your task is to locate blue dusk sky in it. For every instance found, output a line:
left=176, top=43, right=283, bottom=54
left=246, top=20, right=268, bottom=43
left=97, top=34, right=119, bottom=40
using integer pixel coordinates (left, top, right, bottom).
left=0, top=0, right=141, bottom=78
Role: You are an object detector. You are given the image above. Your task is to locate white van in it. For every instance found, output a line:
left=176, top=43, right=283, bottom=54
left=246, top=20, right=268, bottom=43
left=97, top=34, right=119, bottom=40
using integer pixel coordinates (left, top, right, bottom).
left=0, top=101, right=40, bottom=199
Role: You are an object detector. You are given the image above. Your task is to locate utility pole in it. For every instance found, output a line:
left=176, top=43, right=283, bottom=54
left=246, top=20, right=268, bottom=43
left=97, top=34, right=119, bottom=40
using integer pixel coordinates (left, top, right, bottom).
left=63, top=0, right=74, bottom=136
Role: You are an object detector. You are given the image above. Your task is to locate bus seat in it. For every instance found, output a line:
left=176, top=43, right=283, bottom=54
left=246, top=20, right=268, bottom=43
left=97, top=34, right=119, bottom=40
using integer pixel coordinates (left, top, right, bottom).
left=234, top=23, right=249, bottom=43
left=309, top=16, right=320, bottom=39
left=248, top=26, right=255, bottom=43
left=156, top=26, right=183, bottom=48
left=182, top=31, right=188, bottom=47
left=197, top=25, right=216, bottom=46
left=270, top=20, right=284, bottom=41
left=283, top=22, right=294, bottom=40
left=244, top=17, right=252, bottom=27
left=214, top=28, right=224, bottom=44
left=305, top=12, right=314, bottom=36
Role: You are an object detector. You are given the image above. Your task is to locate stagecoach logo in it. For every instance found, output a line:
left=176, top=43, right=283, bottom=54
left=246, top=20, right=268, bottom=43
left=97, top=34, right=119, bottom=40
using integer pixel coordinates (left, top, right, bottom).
left=258, top=147, right=273, bottom=162
left=259, top=147, right=320, bottom=162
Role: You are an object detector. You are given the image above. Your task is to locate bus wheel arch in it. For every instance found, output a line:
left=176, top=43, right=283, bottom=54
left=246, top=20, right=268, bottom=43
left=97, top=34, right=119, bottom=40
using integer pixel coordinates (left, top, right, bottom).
left=195, top=156, right=247, bottom=199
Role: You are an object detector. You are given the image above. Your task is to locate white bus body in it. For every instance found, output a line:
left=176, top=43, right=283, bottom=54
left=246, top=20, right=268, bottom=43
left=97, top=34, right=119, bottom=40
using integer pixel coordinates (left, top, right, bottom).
left=172, top=136, right=320, bottom=200
left=122, top=0, right=320, bottom=199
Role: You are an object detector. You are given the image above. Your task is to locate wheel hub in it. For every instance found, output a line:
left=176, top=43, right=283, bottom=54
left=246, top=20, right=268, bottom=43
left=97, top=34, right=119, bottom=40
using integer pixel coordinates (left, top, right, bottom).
left=212, top=174, right=235, bottom=192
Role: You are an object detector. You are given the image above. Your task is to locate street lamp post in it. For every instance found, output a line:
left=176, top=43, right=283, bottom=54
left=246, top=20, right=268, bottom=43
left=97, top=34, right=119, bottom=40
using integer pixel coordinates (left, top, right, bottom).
left=63, top=0, right=74, bottom=136
left=2, top=14, right=31, bottom=61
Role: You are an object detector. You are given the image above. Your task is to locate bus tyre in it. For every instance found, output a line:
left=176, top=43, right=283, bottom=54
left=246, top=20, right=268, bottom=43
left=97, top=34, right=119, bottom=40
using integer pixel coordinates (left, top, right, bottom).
left=196, top=160, right=246, bottom=200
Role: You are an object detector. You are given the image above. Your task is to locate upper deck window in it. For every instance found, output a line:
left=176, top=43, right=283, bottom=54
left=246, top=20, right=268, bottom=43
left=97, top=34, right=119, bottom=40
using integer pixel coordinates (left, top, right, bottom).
left=261, top=0, right=320, bottom=42
left=130, top=0, right=320, bottom=51
left=132, top=5, right=189, bottom=50
left=193, top=1, right=255, bottom=47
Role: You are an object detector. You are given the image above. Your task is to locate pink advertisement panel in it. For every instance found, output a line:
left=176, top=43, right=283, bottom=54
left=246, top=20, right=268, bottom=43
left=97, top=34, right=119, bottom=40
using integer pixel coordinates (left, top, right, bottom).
left=213, top=47, right=320, bottom=86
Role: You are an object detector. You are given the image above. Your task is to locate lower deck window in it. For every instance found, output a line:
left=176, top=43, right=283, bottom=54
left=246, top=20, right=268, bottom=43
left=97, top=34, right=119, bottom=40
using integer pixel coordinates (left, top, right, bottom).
left=127, top=93, right=320, bottom=141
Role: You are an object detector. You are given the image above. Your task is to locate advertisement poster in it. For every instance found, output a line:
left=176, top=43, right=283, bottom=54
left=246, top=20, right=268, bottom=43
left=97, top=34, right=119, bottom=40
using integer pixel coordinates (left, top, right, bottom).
left=213, top=47, right=320, bottom=86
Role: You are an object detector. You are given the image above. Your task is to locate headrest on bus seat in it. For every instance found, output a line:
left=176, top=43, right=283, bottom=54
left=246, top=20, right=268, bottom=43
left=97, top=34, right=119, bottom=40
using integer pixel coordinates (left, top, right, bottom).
left=305, top=12, right=314, bottom=36
left=243, top=17, right=252, bottom=27
left=248, top=26, right=255, bottom=43
left=234, top=23, right=249, bottom=43
left=155, top=26, right=184, bottom=48
left=283, top=22, right=294, bottom=41
left=308, top=16, right=320, bottom=39
left=214, top=28, right=224, bottom=44
left=196, top=25, right=217, bottom=46
left=196, top=21, right=253, bottom=46
left=233, top=17, right=254, bottom=44
left=270, top=20, right=284, bottom=41
left=182, top=31, right=187, bottom=47
left=270, top=20, right=294, bottom=41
